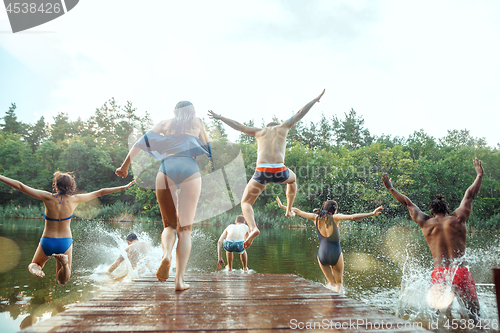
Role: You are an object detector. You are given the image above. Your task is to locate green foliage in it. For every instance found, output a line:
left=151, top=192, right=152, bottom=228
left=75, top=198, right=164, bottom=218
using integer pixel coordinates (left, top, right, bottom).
left=1, top=99, right=500, bottom=230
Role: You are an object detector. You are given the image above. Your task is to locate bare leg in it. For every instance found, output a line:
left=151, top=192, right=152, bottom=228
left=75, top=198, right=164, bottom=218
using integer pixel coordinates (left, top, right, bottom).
left=226, top=252, right=233, bottom=271
left=240, top=251, right=248, bottom=272
left=282, top=170, right=297, bottom=217
left=317, top=256, right=336, bottom=289
left=53, top=245, right=72, bottom=285
left=155, top=172, right=178, bottom=282
left=174, top=173, right=202, bottom=291
left=241, top=180, right=265, bottom=249
left=331, top=253, right=345, bottom=293
left=28, top=244, right=50, bottom=278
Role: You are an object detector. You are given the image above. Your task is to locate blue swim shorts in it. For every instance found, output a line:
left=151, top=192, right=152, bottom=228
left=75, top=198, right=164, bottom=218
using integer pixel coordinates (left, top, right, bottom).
left=223, top=239, right=245, bottom=254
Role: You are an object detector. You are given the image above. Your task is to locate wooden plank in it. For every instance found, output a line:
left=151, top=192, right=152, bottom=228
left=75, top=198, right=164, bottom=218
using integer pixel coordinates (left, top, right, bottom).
left=21, top=273, right=428, bottom=332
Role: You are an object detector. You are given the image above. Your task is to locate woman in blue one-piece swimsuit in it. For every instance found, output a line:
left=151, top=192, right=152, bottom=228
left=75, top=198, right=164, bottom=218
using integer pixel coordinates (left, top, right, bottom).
left=116, top=101, right=210, bottom=291
left=277, top=197, right=382, bottom=293
left=0, top=172, right=133, bottom=284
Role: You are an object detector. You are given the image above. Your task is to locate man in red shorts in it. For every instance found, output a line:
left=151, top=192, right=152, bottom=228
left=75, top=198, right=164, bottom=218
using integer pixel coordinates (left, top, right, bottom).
left=382, top=158, right=484, bottom=319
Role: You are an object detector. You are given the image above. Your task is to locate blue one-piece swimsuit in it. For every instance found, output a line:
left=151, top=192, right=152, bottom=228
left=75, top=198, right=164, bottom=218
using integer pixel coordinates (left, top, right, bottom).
left=316, top=215, right=342, bottom=266
left=134, top=131, right=211, bottom=186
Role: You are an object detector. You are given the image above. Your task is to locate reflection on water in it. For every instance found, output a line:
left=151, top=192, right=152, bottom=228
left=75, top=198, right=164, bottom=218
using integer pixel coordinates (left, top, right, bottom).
left=0, top=217, right=499, bottom=332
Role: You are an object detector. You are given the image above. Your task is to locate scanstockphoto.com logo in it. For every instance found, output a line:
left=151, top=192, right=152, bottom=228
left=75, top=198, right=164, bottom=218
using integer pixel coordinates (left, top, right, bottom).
left=4, top=0, right=78, bottom=33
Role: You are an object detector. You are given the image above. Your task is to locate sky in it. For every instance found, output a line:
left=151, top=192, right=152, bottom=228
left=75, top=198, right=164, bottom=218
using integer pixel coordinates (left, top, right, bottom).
left=0, top=0, right=499, bottom=146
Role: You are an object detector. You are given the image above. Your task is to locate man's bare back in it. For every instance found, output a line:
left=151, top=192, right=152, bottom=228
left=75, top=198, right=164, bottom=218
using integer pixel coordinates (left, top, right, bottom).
left=125, top=241, right=151, bottom=269
left=254, top=126, right=288, bottom=164
left=420, top=215, right=467, bottom=267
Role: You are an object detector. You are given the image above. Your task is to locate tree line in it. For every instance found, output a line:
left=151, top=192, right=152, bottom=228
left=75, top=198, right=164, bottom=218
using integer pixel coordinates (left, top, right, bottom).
left=1, top=100, right=499, bottom=229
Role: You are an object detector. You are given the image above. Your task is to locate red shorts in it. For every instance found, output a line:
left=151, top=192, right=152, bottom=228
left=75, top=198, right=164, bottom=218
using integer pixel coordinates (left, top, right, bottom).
left=430, top=267, right=478, bottom=300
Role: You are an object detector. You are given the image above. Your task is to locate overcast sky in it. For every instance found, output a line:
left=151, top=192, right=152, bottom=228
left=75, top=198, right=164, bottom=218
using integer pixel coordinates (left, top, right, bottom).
left=1, top=0, right=499, bottom=146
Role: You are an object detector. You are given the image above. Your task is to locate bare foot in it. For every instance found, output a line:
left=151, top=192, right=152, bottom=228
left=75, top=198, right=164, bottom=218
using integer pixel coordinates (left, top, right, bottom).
left=175, top=278, right=190, bottom=291
left=156, top=254, right=171, bottom=282
left=285, top=210, right=295, bottom=217
left=243, top=229, right=260, bottom=249
left=336, top=284, right=344, bottom=294
left=225, top=265, right=232, bottom=272
left=243, top=267, right=248, bottom=273
left=28, top=263, right=45, bottom=278
left=53, top=254, right=69, bottom=266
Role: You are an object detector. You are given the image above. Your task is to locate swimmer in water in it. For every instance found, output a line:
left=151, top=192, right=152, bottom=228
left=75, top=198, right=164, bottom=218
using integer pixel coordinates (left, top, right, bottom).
left=383, top=158, right=484, bottom=320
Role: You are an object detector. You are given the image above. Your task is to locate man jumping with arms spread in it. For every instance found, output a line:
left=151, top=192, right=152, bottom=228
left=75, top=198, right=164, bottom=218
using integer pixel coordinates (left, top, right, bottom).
left=208, top=89, right=325, bottom=249
left=382, top=158, right=484, bottom=319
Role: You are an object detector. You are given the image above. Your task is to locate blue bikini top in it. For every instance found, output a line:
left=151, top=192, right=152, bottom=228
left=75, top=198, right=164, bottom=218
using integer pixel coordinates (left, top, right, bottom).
left=133, top=131, right=212, bottom=160
left=44, top=213, right=73, bottom=221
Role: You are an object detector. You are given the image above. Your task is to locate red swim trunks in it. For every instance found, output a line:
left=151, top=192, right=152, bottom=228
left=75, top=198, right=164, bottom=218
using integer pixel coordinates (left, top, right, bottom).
left=430, top=267, right=478, bottom=300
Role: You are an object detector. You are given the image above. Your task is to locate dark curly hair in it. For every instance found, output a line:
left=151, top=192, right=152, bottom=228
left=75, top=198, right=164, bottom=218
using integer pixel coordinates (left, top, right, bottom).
left=52, top=171, right=76, bottom=195
left=429, top=194, right=450, bottom=215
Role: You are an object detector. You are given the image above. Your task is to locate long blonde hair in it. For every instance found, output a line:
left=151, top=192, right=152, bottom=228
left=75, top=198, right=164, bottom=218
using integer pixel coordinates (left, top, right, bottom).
left=168, top=101, right=195, bottom=136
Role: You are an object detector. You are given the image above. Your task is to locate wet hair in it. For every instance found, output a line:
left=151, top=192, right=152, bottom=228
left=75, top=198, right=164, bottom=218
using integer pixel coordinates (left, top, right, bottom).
left=168, top=101, right=196, bottom=136
left=52, top=171, right=76, bottom=195
left=235, top=215, right=245, bottom=223
left=429, top=194, right=450, bottom=215
left=266, top=122, right=279, bottom=127
left=126, top=233, right=138, bottom=242
left=316, top=200, right=338, bottom=224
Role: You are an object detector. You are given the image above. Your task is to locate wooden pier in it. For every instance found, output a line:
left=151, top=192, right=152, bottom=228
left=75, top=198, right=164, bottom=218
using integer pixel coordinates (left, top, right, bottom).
left=22, top=273, right=428, bottom=332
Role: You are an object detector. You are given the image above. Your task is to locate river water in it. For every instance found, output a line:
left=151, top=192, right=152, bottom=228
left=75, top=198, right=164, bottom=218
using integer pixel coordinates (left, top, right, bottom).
left=0, top=217, right=499, bottom=332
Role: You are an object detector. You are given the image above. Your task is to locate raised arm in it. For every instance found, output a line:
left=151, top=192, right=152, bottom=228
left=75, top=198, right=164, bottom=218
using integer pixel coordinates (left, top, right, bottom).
left=281, top=89, right=325, bottom=129
left=74, top=181, right=135, bottom=204
left=208, top=111, right=261, bottom=136
left=333, top=206, right=383, bottom=221
left=382, top=173, right=430, bottom=226
left=0, top=174, right=52, bottom=201
left=276, top=197, right=317, bottom=221
left=217, top=228, right=228, bottom=269
left=453, top=158, right=484, bottom=220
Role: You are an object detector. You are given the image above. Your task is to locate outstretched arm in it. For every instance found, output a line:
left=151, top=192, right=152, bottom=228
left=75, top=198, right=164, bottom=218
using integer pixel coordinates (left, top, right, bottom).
left=74, top=181, right=135, bottom=204
left=276, top=197, right=317, bottom=221
left=382, top=173, right=430, bottom=226
left=116, top=121, right=167, bottom=178
left=217, top=228, right=228, bottom=269
left=281, top=89, right=325, bottom=129
left=116, top=147, right=142, bottom=178
left=333, top=206, right=383, bottom=221
left=0, top=174, right=52, bottom=201
left=208, top=111, right=261, bottom=136
left=454, top=158, right=484, bottom=219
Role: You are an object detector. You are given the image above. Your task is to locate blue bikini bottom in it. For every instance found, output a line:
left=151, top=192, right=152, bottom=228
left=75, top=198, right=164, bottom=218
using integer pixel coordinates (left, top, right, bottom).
left=40, top=237, right=73, bottom=256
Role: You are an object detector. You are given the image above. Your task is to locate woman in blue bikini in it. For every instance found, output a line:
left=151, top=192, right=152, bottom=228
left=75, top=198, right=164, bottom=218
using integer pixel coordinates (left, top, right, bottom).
left=0, top=171, right=134, bottom=284
left=277, top=197, right=382, bottom=293
left=116, top=101, right=210, bottom=291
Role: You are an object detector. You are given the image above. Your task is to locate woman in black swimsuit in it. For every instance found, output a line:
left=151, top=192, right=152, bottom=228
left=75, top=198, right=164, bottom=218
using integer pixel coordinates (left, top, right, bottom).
left=277, top=197, right=382, bottom=293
